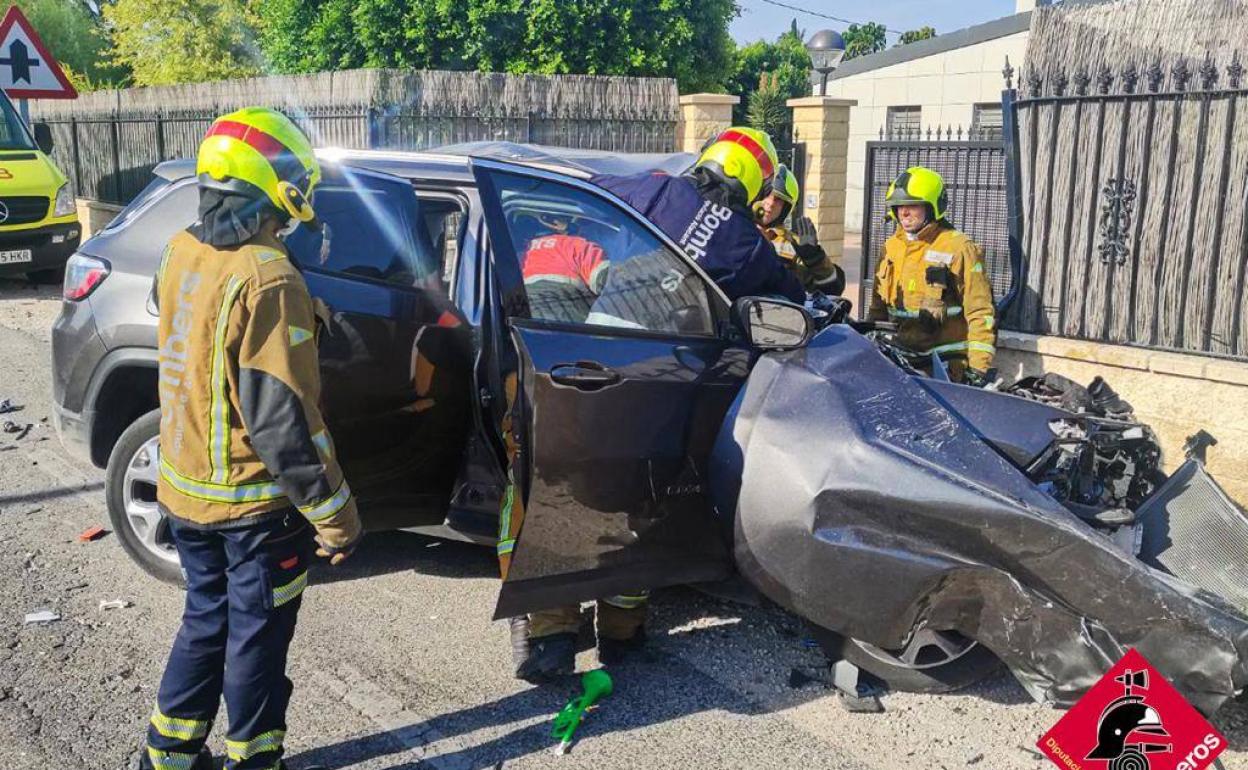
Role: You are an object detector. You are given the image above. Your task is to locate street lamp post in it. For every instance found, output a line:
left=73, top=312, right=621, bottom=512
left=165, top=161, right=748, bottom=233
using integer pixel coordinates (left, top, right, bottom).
left=806, top=29, right=847, bottom=95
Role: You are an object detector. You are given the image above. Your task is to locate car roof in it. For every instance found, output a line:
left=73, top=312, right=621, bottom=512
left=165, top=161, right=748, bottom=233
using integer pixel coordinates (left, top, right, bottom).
left=152, top=142, right=695, bottom=187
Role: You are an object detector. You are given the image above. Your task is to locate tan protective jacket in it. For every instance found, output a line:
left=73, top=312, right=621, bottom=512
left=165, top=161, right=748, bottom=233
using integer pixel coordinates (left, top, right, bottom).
left=155, top=230, right=360, bottom=548
left=867, top=221, right=997, bottom=373
left=763, top=225, right=843, bottom=293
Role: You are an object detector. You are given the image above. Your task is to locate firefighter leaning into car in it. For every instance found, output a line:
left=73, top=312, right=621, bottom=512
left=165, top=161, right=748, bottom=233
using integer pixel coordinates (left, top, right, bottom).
left=591, top=126, right=805, bottom=304
left=867, top=166, right=996, bottom=384
left=139, top=107, right=360, bottom=770
left=753, top=163, right=845, bottom=296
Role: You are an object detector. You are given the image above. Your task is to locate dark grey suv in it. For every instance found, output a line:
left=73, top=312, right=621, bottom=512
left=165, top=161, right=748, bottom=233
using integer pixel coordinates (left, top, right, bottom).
left=50, top=146, right=1248, bottom=713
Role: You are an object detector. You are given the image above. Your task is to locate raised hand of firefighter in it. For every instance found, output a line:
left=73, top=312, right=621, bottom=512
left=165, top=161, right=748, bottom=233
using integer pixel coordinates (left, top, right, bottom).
left=794, top=216, right=819, bottom=248
left=792, top=217, right=827, bottom=268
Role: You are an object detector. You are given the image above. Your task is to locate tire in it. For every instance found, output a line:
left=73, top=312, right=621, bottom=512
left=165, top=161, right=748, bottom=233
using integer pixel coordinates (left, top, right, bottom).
left=106, top=409, right=183, bottom=586
left=812, top=625, right=1002, bottom=694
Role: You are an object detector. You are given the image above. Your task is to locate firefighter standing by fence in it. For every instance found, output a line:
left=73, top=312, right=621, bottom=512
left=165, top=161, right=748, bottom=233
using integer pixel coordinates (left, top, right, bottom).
left=139, top=107, right=360, bottom=770
left=868, top=166, right=996, bottom=384
left=754, top=164, right=845, bottom=296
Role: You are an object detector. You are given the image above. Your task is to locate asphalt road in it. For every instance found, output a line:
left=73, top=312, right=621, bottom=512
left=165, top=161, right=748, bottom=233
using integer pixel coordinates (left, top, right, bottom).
left=3, top=278, right=1248, bottom=770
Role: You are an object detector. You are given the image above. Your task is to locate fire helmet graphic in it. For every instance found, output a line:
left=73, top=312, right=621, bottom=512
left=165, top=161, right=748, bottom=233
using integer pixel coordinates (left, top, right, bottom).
left=1086, top=670, right=1171, bottom=769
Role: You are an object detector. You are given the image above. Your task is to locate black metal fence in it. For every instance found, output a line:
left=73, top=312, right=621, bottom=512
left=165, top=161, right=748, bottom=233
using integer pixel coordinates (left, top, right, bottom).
left=41, top=107, right=677, bottom=206
left=1009, top=57, right=1248, bottom=360
left=33, top=69, right=680, bottom=206
left=858, top=125, right=1017, bottom=314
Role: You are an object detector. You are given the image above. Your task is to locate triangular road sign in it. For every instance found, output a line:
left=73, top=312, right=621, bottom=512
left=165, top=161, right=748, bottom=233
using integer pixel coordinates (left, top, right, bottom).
left=0, top=5, right=77, bottom=99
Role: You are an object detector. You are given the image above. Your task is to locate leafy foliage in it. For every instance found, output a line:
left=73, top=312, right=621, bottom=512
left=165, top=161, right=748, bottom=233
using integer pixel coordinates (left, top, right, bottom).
left=897, top=26, right=937, bottom=47
left=255, top=0, right=737, bottom=94
left=842, top=22, right=887, bottom=60
left=11, top=0, right=126, bottom=89
left=104, top=0, right=264, bottom=85
left=728, top=23, right=811, bottom=124
left=746, top=72, right=789, bottom=150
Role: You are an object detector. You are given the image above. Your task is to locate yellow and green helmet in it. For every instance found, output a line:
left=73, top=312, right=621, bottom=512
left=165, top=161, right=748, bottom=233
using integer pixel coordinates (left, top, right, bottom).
left=196, top=107, right=321, bottom=223
left=885, top=166, right=948, bottom=222
left=753, top=163, right=801, bottom=224
left=696, top=126, right=779, bottom=204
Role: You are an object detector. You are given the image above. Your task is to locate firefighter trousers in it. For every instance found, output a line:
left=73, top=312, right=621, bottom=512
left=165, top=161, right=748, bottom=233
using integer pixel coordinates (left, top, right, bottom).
left=529, top=594, right=649, bottom=641
left=144, top=512, right=313, bottom=770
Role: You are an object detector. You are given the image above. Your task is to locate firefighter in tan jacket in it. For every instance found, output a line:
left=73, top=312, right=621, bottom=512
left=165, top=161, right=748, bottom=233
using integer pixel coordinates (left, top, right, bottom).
left=141, top=107, right=358, bottom=770
left=868, top=166, right=996, bottom=384
left=755, top=164, right=845, bottom=295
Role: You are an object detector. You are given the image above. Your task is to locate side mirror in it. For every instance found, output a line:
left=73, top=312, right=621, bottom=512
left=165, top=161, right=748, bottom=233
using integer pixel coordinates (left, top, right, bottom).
left=32, top=122, right=54, bottom=154
left=734, top=296, right=814, bottom=350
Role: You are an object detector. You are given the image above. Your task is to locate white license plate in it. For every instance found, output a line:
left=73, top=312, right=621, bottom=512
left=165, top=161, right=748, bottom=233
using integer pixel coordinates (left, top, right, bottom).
left=0, top=249, right=32, bottom=264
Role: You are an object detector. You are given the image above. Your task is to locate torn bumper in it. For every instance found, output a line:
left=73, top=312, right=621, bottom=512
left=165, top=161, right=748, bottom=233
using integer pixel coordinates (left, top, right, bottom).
left=712, top=325, right=1248, bottom=715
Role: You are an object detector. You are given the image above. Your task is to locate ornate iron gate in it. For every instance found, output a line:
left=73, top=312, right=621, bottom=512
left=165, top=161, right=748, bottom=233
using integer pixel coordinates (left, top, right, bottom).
left=1009, top=56, right=1248, bottom=360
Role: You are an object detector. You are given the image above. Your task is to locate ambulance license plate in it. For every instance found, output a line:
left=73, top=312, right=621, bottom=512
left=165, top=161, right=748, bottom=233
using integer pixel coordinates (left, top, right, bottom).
left=0, top=249, right=33, bottom=264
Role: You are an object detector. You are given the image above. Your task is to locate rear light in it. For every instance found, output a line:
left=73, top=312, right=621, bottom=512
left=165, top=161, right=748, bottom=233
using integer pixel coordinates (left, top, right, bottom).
left=63, top=254, right=110, bottom=301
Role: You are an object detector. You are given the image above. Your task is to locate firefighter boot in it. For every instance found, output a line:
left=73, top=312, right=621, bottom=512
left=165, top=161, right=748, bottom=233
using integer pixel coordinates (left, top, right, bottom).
left=136, top=747, right=214, bottom=770
left=515, top=633, right=577, bottom=683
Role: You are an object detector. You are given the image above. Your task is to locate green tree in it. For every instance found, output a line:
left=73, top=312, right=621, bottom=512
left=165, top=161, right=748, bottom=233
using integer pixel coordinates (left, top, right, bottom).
left=12, top=0, right=126, bottom=89
left=842, top=22, right=886, bottom=60
left=746, top=72, right=788, bottom=150
left=104, top=0, right=264, bottom=86
left=256, top=0, right=737, bottom=94
left=728, top=24, right=811, bottom=123
left=896, top=26, right=936, bottom=47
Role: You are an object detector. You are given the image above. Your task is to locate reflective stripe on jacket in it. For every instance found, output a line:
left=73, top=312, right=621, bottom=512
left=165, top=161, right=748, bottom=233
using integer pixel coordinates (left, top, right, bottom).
left=155, top=229, right=360, bottom=547
left=867, top=221, right=996, bottom=372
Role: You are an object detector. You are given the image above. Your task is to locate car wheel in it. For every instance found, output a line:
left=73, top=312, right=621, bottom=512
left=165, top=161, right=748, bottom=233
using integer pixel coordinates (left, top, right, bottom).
left=812, top=625, right=1001, bottom=694
left=106, top=408, right=183, bottom=586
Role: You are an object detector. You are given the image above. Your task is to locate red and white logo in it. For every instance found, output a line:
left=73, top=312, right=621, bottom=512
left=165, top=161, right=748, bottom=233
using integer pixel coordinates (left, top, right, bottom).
left=1038, top=649, right=1226, bottom=770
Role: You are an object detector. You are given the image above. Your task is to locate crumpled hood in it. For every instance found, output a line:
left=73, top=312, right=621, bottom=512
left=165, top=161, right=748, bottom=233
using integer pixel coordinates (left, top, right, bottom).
left=710, top=325, right=1248, bottom=714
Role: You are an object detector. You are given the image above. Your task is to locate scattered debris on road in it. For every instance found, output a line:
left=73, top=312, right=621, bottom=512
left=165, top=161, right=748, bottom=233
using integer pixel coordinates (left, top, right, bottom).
left=2, top=420, right=32, bottom=439
left=24, top=609, right=61, bottom=624
left=99, top=599, right=132, bottom=611
left=77, top=525, right=108, bottom=542
left=0, top=398, right=19, bottom=414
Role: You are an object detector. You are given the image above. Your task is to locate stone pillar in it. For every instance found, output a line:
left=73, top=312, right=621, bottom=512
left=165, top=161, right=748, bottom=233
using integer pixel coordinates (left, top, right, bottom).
left=676, top=93, right=739, bottom=154
left=787, top=96, right=856, bottom=262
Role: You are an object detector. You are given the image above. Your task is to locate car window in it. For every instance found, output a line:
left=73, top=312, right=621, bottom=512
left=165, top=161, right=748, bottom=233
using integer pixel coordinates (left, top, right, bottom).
left=105, top=180, right=198, bottom=271
left=285, top=170, right=441, bottom=292
left=490, top=173, right=714, bottom=336
left=102, top=175, right=174, bottom=233
left=419, top=197, right=466, bottom=295
left=0, top=94, right=35, bottom=151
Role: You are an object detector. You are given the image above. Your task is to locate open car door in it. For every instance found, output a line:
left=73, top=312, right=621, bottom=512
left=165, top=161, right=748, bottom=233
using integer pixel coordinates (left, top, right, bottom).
left=472, top=159, right=749, bottom=619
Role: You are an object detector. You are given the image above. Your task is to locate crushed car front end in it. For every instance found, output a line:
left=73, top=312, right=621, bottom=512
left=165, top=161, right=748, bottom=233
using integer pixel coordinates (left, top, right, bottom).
left=711, top=324, right=1248, bottom=715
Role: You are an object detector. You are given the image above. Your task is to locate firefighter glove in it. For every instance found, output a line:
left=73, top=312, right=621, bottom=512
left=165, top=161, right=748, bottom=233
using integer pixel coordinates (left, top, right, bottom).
left=793, top=216, right=819, bottom=248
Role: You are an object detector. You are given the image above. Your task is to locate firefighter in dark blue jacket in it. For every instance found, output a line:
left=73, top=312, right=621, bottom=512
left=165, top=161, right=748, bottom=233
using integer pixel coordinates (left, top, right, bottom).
left=591, top=126, right=805, bottom=305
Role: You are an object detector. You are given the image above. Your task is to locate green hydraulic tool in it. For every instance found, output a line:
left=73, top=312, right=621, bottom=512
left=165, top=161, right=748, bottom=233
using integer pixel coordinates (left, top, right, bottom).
left=551, top=669, right=613, bottom=755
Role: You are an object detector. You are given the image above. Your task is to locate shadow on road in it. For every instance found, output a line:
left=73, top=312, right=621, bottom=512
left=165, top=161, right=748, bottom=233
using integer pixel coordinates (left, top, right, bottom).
left=308, top=529, right=498, bottom=587
left=0, top=481, right=105, bottom=506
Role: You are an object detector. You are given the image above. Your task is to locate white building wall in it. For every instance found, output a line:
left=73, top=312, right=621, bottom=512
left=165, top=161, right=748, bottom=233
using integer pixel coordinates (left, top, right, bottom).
left=822, top=30, right=1030, bottom=232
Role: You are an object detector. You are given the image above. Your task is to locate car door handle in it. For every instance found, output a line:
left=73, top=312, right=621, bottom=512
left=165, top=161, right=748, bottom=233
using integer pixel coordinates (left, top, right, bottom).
left=550, top=362, right=621, bottom=390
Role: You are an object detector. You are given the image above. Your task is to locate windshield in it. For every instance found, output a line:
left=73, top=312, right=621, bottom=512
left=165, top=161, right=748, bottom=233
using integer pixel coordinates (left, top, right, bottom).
left=0, top=92, right=36, bottom=151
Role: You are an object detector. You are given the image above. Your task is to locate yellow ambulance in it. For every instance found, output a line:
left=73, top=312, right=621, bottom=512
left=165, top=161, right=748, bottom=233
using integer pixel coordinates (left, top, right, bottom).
left=0, top=88, right=79, bottom=280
